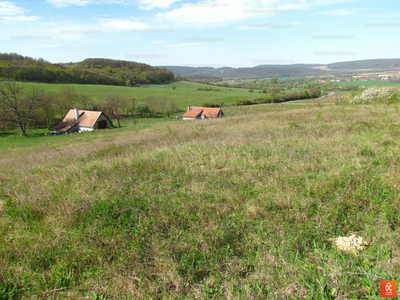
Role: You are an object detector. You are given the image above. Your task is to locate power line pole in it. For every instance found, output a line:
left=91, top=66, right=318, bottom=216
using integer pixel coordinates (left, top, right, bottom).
left=132, top=98, right=136, bottom=124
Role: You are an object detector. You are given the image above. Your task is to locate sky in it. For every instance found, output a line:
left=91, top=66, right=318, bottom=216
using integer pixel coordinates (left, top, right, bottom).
left=1, top=0, right=400, bottom=68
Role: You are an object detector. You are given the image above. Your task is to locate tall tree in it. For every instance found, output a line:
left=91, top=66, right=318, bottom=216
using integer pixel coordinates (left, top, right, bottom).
left=160, top=97, right=177, bottom=118
left=101, top=94, right=130, bottom=127
left=37, top=91, right=58, bottom=129
left=0, top=81, right=43, bottom=136
left=136, top=102, right=150, bottom=118
left=57, top=85, right=79, bottom=115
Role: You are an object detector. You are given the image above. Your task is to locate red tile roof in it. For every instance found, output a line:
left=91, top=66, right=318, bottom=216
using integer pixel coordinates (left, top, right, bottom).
left=53, top=109, right=105, bottom=132
left=182, top=108, right=203, bottom=118
left=201, top=107, right=222, bottom=118
left=183, top=107, right=223, bottom=118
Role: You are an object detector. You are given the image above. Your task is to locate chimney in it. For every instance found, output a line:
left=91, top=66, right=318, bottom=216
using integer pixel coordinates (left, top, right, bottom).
left=187, top=106, right=190, bottom=111
left=74, top=108, right=79, bottom=120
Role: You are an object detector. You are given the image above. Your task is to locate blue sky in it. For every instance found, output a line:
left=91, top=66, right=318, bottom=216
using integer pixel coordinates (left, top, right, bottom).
left=1, top=0, right=399, bottom=67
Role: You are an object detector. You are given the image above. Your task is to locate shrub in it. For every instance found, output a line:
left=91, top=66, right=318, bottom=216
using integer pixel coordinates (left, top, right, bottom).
left=234, top=100, right=255, bottom=106
left=202, top=102, right=221, bottom=108
left=351, top=86, right=400, bottom=104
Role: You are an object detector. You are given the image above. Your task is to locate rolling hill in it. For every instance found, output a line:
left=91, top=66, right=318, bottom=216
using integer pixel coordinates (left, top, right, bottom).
left=162, top=58, right=400, bottom=80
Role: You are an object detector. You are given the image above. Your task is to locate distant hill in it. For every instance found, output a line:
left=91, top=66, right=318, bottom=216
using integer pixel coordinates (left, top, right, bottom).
left=162, top=59, right=400, bottom=80
left=0, top=53, right=174, bottom=86
left=185, top=74, right=223, bottom=82
left=163, top=65, right=327, bottom=79
left=161, top=66, right=221, bottom=76
left=327, top=59, right=400, bottom=70
left=2, top=53, right=400, bottom=84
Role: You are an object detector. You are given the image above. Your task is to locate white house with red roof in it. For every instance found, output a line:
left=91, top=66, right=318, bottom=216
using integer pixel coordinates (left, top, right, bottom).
left=53, top=108, right=113, bottom=133
left=182, top=106, right=224, bottom=120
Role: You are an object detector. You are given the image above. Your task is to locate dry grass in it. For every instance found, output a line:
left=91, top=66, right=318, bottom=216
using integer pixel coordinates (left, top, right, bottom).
left=1, top=103, right=399, bottom=299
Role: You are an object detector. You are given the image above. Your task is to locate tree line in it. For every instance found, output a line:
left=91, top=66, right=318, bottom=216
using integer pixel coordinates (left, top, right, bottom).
left=0, top=80, right=178, bottom=136
left=183, top=75, right=360, bottom=93
left=0, top=53, right=174, bottom=86
left=234, top=88, right=323, bottom=106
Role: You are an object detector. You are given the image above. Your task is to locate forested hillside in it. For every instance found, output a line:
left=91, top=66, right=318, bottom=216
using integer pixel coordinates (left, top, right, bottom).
left=0, top=53, right=174, bottom=86
left=327, top=58, right=400, bottom=70
left=163, top=65, right=327, bottom=79
left=163, top=59, right=400, bottom=80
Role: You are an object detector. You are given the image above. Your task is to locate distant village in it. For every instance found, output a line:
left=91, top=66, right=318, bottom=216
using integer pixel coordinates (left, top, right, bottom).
left=317, top=73, right=400, bottom=83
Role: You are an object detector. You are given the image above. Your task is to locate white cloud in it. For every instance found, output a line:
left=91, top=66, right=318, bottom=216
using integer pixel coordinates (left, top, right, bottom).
left=0, top=1, right=24, bottom=15
left=156, top=0, right=254, bottom=27
left=138, top=0, right=182, bottom=10
left=156, top=0, right=354, bottom=27
left=46, top=0, right=180, bottom=9
left=153, top=41, right=166, bottom=43
left=238, top=21, right=301, bottom=30
left=277, top=0, right=354, bottom=11
left=46, top=0, right=91, bottom=7
left=46, top=0, right=121, bottom=8
left=0, top=1, right=40, bottom=22
left=3, top=15, right=40, bottom=22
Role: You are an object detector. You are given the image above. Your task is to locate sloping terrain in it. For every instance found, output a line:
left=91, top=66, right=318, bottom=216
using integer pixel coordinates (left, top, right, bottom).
left=1, top=103, right=399, bottom=298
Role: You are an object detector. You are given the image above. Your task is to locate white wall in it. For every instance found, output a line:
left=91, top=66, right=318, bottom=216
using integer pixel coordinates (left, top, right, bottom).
left=78, top=126, right=93, bottom=132
left=93, top=114, right=112, bottom=129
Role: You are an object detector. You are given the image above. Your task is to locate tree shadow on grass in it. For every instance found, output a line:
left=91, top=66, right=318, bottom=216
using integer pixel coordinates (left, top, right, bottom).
left=0, top=131, right=18, bottom=138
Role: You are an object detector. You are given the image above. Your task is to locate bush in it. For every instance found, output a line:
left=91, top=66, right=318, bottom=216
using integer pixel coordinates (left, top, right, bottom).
left=234, top=100, right=255, bottom=106
left=202, top=102, right=222, bottom=108
left=351, top=86, right=400, bottom=104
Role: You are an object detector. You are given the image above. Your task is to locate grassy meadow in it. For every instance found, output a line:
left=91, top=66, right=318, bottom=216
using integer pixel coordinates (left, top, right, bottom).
left=17, top=81, right=260, bottom=111
left=337, top=80, right=400, bottom=88
left=0, top=101, right=399, bottom=299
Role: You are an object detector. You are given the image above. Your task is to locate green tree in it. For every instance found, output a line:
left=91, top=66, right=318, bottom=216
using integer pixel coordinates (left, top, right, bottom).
left=160, top=98, right=177, bottom=117
left=269, top=84, right=281, bottom=94
left=57, top=85, right=79, bottom=115
left=37, top=91, right=58, bottom=129
left=101, top=94, right=130, bottom=127
left=136, top=102, right=150, bottom=118
left=146, top=97, right=159, bottom=117
left=270, top=77, right=278, bottom=84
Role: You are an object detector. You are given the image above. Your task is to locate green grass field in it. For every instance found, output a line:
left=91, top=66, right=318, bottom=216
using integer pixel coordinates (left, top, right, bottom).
left=337, top=80, right=400, bottom=88
left=18, top=81, right=260, bottom=111
left=1, top=101, right=399, bottom=299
